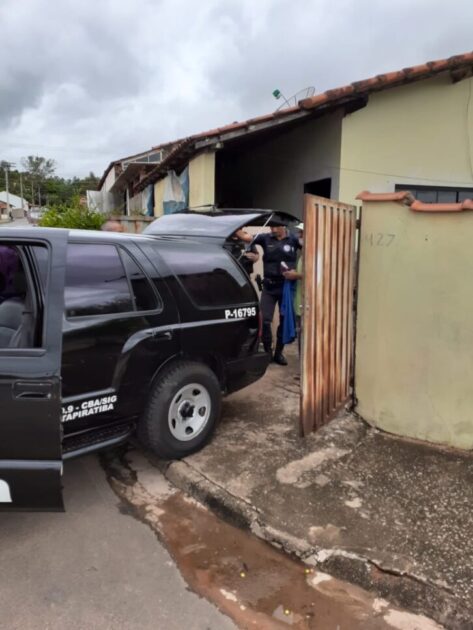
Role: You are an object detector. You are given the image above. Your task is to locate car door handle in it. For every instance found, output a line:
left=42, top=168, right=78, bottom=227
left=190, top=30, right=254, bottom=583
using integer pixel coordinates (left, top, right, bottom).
left=13, top=382, right=54, bottom=400
left=153, top=330, right=172, bottom=341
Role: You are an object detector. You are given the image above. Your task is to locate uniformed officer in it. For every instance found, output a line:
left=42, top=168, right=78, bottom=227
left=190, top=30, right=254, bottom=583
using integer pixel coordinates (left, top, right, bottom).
left=237, top=223, right=300, bottom=365
left=226, top=232, right=259, bottom=276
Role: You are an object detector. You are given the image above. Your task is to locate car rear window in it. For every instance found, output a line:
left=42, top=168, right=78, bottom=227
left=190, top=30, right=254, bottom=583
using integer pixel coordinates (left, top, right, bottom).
left=119, top=248, right=161, bottom=312
left=164, top=246, right=255, bottom=308
left=65, top=244, right=133, bottom=317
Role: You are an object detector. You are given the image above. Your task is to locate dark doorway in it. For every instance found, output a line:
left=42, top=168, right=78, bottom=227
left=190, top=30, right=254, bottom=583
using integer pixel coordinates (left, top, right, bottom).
left=304, top=178, right=332, bottom=199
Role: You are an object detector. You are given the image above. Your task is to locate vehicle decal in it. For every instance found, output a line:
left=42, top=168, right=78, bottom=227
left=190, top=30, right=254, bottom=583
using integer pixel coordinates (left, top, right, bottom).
left=0, top=480, right=12, bottom=503
left=61, top=395, right=118, bottom=423
left=224, top=307, right=257, bottom=320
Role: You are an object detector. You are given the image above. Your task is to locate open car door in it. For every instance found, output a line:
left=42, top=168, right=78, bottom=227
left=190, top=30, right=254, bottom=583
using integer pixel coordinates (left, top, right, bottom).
left=0, top=228, right=67, bottom=511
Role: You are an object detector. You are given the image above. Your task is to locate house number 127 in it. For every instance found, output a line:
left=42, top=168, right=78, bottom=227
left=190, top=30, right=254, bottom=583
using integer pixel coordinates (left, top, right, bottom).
left=365, top=233, right=395, bottom=247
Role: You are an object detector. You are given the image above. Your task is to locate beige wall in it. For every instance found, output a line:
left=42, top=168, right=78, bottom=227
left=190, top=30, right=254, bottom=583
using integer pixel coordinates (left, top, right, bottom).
left=355, top=199, right=473, bottom=449
left=154, top=179, right=165, bottom=217
left=189, top=151, right=215, bottom=209
left=339, top=76, right=473, bottom=204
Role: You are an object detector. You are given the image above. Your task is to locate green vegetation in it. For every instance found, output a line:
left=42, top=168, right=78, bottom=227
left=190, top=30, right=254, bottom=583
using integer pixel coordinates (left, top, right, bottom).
left=0, top=156, right=100, bottom=207
left=39, top=197, right=106, bottom=230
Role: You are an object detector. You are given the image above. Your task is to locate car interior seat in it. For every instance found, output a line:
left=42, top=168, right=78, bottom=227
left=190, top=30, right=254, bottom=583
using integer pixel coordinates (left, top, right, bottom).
left=0, top=270, right=35, bottom=348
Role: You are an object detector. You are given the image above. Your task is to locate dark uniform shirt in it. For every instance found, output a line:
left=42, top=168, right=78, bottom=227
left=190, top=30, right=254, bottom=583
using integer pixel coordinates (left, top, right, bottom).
left=253, top=232, right=300, bottom=281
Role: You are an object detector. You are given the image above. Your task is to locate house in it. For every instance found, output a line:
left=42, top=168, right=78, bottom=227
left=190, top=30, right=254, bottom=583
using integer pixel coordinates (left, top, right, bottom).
left=98, top=51, right=473, bottom=218
left=0, top=192, right=29, bottom=219
left=96, top=144, right=179, bottom=215
left=0, top=192, right=29, bottom=212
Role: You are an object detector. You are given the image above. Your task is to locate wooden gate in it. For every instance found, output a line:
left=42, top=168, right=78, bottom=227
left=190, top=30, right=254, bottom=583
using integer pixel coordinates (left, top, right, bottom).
left=300, top=194, right=356, bottom=435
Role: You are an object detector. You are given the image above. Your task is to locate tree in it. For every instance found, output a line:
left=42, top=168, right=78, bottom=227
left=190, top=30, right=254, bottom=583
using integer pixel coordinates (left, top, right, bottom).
left=78, top=172, right=100, bottom=195
left=21, top=155, right=56, bottom=180
left=21, top=155, right=56, bottom=206
left=0, top=155, right=100, bottom=208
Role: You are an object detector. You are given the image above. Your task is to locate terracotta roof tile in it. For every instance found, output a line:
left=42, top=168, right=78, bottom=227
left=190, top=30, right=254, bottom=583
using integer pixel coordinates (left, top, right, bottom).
left=102, top=50, right=473, bottom=192
left=356, top=191, right=473, bottom=213
left=356, top=191, right=415, bottom=204
left=410, top=199, right=473, bottom=213
left=300, top=52, right=473, bottom=110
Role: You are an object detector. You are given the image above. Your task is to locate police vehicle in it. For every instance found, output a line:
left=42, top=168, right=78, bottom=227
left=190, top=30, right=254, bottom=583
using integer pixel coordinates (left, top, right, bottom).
left=0, top=209, right=295, bottom=510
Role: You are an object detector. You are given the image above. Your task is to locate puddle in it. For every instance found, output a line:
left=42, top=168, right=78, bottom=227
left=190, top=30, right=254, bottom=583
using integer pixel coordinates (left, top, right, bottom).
left=155, top=492, right=405, bottom=629
left=104, top=452, right=442, bottom=630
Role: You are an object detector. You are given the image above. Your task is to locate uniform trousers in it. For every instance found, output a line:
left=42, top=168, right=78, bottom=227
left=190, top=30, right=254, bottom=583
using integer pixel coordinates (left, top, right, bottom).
left=260, top=282, right=285, bottom=352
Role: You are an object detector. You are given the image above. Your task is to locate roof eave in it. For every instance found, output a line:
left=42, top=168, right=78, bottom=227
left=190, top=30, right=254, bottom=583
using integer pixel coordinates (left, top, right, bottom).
left=299, top=51, right=473, bottom=111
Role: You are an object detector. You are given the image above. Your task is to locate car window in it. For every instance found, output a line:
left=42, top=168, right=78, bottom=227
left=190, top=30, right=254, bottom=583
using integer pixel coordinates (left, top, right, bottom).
left=164, top=246, right=255, bottom=308
left=31, top=245, right=49, bottom=290
left=65, top=244, right=133, bottom=317
left=0, top=243, right=45, bottom=348
left=119, top=248, right=161, bottom=312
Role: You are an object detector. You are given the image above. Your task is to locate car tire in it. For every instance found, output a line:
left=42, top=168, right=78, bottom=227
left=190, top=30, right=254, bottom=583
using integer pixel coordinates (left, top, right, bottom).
left=138, top=360, right=222, bottom=459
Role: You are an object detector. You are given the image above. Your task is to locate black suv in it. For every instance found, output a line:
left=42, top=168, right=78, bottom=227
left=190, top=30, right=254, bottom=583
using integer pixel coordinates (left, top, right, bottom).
left=0, top=210, right=295, bottom=510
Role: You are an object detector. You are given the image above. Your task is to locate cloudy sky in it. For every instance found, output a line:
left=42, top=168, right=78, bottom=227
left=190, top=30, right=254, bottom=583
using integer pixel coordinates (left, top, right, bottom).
left=1, top=0, right=472, bottom=178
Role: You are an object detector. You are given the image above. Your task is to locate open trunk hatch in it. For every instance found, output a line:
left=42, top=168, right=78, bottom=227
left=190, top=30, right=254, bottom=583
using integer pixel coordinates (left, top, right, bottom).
left=143, top=209, right=299, bottom=242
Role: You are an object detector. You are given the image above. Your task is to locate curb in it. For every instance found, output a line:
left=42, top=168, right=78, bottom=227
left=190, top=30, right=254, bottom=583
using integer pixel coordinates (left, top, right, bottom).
left=162, top=458, right=470, bottom=629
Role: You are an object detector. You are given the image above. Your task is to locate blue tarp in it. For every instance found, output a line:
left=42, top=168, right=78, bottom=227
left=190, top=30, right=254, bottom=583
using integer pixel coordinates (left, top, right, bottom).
left=163, top=167, right=189, bottom=215
left=281, top=279, right=296, bottom=345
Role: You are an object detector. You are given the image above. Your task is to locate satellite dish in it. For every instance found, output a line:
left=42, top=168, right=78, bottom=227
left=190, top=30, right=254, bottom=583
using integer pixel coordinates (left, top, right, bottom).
left=273, top=86, right=316, bottom=111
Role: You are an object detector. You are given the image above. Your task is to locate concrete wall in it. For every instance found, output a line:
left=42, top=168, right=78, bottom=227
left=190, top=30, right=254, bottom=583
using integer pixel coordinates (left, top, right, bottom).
left=109, top=215, right=154, bottom=233
left=355, top=199, right=473, bottom=449
left=339, top=76, right=473, bottom=204
left=217, top=112, right=343, bottom=218
left=129, top=191, right=144, bottom=214
left=189, top=151, right=215, bottom=209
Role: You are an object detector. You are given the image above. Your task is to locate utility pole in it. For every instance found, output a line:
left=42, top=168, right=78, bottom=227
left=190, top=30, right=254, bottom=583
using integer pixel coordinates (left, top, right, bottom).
left=5, top=167, right=9, bottom=218
left=4, top=161, right=14, bottom=220
left=19, top=172, right=25, bottom=214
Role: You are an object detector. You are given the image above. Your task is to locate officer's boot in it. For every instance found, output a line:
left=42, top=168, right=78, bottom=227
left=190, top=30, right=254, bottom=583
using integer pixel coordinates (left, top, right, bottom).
left=273, top=342, right=288, bottom=366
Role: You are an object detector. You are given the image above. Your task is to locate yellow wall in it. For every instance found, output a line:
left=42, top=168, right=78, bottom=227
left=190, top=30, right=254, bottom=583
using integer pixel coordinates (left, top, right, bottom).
left=355, top=199, right=473, bottom=449
left=154, top=179, right=165, bottom=217
left=189, top=151, right=215, bottom=209
left=339, top=76, right=473, bottom=204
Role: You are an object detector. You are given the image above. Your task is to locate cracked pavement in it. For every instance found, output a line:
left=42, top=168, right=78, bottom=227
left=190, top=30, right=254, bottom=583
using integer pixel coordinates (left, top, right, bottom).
left=150, top=349, right=473, bottom=629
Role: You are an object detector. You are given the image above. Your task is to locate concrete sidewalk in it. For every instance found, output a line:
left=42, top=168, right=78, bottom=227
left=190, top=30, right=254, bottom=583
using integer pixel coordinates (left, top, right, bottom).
left=154, top=350, right=473, bottom=629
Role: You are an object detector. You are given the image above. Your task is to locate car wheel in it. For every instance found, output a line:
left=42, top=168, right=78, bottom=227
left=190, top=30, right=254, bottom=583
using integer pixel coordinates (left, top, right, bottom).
left=138, top=360, right=222, bottom=459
